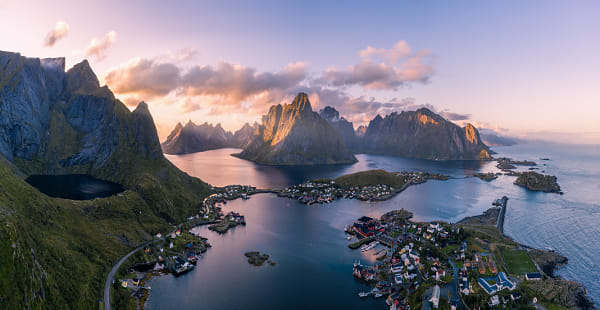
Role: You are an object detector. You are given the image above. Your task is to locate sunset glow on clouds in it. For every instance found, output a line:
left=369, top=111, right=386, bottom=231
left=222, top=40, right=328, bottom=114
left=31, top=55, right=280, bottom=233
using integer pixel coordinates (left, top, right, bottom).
left=43, top=21, right=69, bottom=47
left=1, top=1, right=598, bottom=143
left=103, top=40, right=436, bottom=132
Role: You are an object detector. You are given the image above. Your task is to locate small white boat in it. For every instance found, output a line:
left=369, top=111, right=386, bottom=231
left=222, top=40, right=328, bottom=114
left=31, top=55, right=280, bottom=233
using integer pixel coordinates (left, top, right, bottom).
left=358, top=291, right=370, bottom=298
left=346, top=236, right=353, bottom=240
left=374, top=292, right=383, bottom=298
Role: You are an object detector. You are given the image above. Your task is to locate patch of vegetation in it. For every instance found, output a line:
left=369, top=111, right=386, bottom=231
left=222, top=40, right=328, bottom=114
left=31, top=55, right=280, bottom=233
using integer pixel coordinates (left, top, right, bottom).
left=502, top=249, right=537, bottom=275
left=244, top=251, right=270, bottom=266
left=0, top=155, right=207, bottom=309
left=514, top=171, right=561, bottom=194
left=334, top=169, right=407, bottom=189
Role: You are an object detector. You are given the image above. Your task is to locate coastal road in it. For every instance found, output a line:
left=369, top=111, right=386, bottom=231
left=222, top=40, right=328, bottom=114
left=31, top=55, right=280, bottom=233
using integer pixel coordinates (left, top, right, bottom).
left=104, top=241, right=155, bottom=310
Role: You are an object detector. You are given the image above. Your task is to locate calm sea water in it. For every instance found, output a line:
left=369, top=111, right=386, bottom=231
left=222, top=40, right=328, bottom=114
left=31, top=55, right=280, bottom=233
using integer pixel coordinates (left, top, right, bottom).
left=146, top=144, right=599, bottom=308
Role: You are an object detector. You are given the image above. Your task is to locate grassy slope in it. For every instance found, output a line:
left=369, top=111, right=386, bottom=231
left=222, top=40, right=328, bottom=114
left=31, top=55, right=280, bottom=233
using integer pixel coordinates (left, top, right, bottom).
left=0, top=157, right=173, bottom=309
left=333, top=169, right=406, bottom=188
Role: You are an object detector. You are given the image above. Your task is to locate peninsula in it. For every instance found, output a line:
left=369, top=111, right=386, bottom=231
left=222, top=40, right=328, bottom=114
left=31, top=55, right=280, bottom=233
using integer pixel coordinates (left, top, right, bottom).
left=345, top=199, right=594, bottom=310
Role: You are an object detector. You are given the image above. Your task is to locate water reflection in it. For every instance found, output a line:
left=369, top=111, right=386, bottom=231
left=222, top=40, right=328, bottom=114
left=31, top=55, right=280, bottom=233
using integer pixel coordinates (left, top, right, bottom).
left=166, top=148, right=492, bottom=188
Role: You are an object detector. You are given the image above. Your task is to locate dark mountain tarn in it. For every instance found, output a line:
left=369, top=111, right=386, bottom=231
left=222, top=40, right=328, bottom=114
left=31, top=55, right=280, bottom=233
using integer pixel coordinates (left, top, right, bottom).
left=25, top=174, right=124, bottom=200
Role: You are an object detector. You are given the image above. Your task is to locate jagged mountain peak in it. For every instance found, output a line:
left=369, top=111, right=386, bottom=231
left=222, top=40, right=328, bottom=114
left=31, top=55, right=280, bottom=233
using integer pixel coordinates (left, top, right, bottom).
left=236, top=93, right=356, bottom=165
left=285, top=92, right=312, bottom=117
left=362, top=108, right=491, bottom=160
left=133, top=101, right=151, bottom=114
left=319, top=106, right=340, bottom=121
left=65, top=59, right=100, bottom=94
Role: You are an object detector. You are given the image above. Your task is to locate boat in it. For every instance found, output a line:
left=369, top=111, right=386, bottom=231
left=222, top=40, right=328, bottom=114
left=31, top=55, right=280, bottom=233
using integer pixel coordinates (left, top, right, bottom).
left=374, top=292, right=383, bottom=298
left=361, top=241, right=379, bottom=252
left=358, top=291, right=370, bottom=298
left=346, top=236, right=353, bottom=240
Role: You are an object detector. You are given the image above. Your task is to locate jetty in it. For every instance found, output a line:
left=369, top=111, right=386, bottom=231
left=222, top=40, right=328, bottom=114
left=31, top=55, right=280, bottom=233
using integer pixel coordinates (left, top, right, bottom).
left=495, top=196, right=508, bottom=233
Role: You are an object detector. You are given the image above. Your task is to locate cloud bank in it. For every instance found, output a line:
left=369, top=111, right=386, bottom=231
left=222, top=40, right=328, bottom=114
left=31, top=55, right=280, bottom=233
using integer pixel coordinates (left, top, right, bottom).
left=322, top=41, right=435, bottom=90
left=105, top=40, right=446, bottom=127
left=43, top=21, right=70, bottom=47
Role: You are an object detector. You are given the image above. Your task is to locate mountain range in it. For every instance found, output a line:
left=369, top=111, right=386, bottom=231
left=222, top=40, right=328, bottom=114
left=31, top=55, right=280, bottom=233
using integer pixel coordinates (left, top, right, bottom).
left=165, top=98, right=491, bottom=162
left=161, top=120, right=260, bottom=154
left=0, top=51, right=209, bottom=308
left=360, top=108, right=491, bottom=160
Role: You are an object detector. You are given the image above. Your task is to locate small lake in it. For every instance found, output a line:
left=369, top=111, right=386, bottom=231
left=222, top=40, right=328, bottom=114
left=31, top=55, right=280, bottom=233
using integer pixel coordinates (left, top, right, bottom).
left=25, top=174, right=124, bottom=200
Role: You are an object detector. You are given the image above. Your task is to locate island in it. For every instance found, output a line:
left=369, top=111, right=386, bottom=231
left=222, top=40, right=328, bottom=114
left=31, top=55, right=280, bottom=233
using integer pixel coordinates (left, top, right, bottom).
left=514, top=171, right=562, bottom=194
left=244, top=251, right=274, bottom=266
left=278, top=169, right=449, bottom=204
left=343, top=198, right=593, bottom=309
left=473, top=172, right=499, bottom=181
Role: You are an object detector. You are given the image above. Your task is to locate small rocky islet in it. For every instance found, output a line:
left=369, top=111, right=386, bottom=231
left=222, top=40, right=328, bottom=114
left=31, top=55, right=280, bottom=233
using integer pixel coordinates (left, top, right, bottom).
left=514, top=171, right=562, bottom=194
left=244, top=251, right=275, bottom=266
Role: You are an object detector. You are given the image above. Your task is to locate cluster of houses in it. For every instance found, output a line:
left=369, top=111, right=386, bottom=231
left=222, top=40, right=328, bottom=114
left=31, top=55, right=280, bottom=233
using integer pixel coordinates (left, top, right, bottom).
left=225, top=211, right=245, bottom=224
left=279, top=181, right=397, bottom=204
left=152, top=227, right=211, bottom=276
left=465, top=253, right=498, bottom=275
left=346, top=207, right=534, bottom=310
left=202, top=185, right=256, bottom=212
left=347, top=211, right=460, bottom=310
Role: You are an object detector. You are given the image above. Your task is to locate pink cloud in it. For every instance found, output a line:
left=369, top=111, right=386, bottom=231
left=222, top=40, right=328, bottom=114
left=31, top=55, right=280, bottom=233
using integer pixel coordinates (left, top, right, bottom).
left=43, top=21, right=69, bottom=47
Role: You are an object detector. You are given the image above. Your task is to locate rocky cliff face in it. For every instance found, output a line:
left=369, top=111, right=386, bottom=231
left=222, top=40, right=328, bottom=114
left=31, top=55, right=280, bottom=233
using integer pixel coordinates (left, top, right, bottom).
left=232, top=122, right=259, bottom=149
left=0, top=50, right=209, bottom=217
left=0, top=51, right=163, bottom=173
left=236, top=93, right=357, bottom=165
left=161, top=121, right=235, bottom=154
left=361, top=108, right=491, bottom=160
left=0, top=51, right=211, bottom=309
left=319, top=106, right=359, bottom=150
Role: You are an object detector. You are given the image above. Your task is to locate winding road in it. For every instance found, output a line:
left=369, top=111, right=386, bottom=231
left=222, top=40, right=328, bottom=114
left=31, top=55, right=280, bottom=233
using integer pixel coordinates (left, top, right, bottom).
left=104, top=241, right=154, bottom=310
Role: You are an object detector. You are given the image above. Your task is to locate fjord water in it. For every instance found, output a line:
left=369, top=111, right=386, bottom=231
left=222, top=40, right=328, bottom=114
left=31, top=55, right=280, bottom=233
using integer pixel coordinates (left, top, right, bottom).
left=147, top=144, right=600, bottom=308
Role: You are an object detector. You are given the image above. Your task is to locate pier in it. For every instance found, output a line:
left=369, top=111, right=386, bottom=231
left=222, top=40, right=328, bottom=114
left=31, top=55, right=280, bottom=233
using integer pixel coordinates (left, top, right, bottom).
left=495, top=196, right=508, bottom=233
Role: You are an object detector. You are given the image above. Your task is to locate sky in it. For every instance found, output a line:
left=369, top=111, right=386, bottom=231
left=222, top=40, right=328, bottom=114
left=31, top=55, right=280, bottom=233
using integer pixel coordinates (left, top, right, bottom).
left=1, top=0, right=599, bottom=143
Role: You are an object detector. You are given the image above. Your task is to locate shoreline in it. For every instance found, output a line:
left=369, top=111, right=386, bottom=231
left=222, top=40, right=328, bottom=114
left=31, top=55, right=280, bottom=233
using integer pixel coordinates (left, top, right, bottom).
left=118, top=171, right=594, bottom=310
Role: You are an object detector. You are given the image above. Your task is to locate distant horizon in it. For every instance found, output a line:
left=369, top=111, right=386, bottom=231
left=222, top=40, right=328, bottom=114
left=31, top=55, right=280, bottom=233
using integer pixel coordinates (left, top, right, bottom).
left=2, top=1, right=598, bottom=144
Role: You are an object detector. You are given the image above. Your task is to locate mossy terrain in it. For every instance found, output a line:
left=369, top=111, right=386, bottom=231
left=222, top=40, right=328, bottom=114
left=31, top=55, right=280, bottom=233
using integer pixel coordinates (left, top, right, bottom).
left=244, top=251, right=270, bottom=266
left=0, top=156, right=176, bottom=309
left=514, top=171, right=562, bottom=194
left=333, top=169, right=407, bottom=189
left=0, top=53, right=212, bottom=309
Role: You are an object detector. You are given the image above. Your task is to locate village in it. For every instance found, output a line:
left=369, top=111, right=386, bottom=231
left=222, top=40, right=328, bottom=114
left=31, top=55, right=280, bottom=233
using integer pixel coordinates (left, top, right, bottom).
left=112, top=184, right=257, bottom=308
left=111, top=179, right=570, bottom=310
left=345, top=201, right=552, bottom=310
